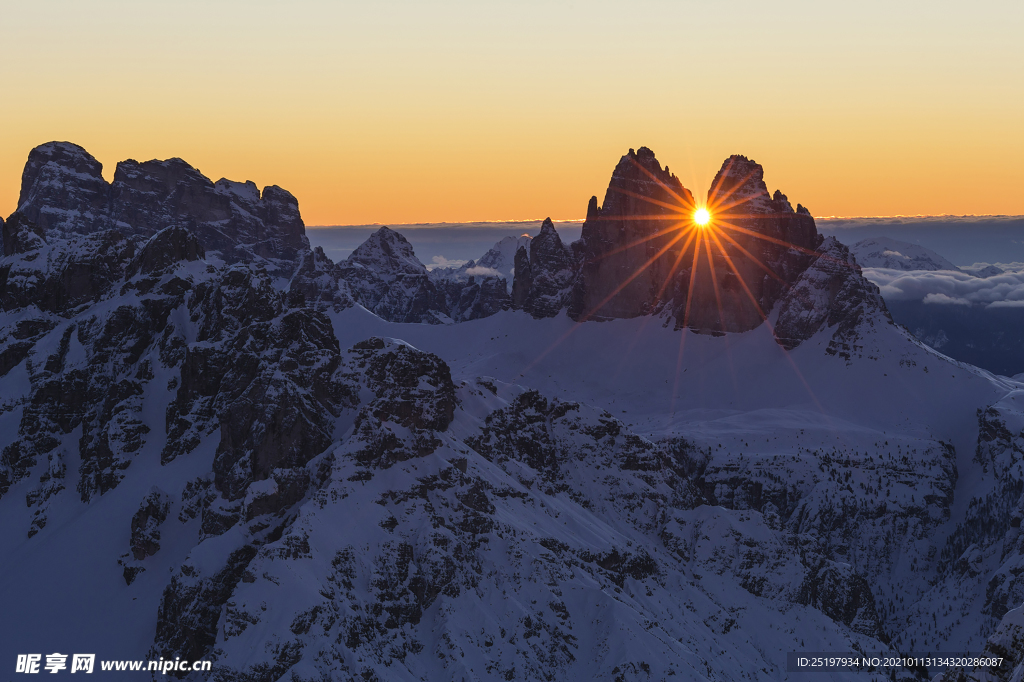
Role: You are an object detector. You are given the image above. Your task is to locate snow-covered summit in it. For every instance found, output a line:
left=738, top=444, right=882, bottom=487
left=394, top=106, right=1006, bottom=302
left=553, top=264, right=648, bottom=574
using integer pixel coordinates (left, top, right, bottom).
left=849, top=236, right=961, bottom=271
left=14, top=141, right=309, bottom=265
left=342, top=226, right=427, bottom=279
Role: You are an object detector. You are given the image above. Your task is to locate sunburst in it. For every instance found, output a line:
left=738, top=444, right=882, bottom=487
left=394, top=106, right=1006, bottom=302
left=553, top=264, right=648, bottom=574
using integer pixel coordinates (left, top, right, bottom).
left=519, top=152, right=846, bottom=415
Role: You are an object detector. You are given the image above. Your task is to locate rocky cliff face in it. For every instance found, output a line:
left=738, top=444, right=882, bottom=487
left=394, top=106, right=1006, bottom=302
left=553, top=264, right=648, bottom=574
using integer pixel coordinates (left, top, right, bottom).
left=510, top=218, right=574, bottom=318
left=16, top=142, right=308, bottom=265
left=568, top=147, right=696, bottom=321
left=512, top=148, right=875, bottom=349
left=668, top=154, right=821, bottom=333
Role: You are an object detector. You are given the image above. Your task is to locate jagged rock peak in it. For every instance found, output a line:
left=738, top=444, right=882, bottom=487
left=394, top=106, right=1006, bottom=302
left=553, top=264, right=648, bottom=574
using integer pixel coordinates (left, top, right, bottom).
left=707, top=154, right=774, bottom=215
left=19, top=142, right=105, bottom=206
left=566, top=147, right=695, bottom=322
left=18, top=142, right=110, bottom=236
left=346, top=226, right=426, bottom=275
left=13, top=141, right=309, bottom=263
left=511, top=217, right=574, bottom=318
left=602, top=147, right=695, bottom=215
left=771, top=189, right=794, bottom=213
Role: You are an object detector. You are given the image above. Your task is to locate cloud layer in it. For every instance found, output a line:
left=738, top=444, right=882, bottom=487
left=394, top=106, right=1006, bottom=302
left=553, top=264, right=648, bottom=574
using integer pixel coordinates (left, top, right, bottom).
left=863, top=267, right=1024, bottom=308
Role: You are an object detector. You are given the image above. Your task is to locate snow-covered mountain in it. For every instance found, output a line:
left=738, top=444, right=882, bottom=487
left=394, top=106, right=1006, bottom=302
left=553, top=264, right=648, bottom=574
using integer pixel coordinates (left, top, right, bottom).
left=428, top=233, right=530, bottom=297
left=3, top=142, right=1024, bottom=681
left=850, top=236, right=961, bottom=272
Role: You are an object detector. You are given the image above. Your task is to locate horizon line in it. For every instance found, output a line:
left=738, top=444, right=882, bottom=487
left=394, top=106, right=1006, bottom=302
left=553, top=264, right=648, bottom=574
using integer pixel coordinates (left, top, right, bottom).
left=307, top=213, right=1024, bottom=229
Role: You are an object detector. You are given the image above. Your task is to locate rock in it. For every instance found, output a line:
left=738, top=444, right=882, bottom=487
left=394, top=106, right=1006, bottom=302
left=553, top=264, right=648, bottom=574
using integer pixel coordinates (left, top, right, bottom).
left=287, top=246, right=353, bottom=312
left=1, top=212, right=46, bottom=256
left=15, top=142, right=311, bottom=265
left=126, top=224, right=205, bottom=278
left=336, top=227, right=449, bottom=324
left=17, top=142, right=111, bottom=236
left=773, top=237, right=893, bottom=352
left=797, top=561, right=886, bottom=641
left=0, top=228, right=136, bottom=314
left=567, top=148, right=695, bottom=321
left=474, top=234, right=531, bottom=284
left=130, top=487, right=172, bottom=560
left=338, top=226, right=509, bottom=323
left=666, top=154, right=821, bottom=333
left=203, top=308, right=344, bottom=500
left=432, top=272, right=509, bottom=321
left=341, top=338, right=457, bottom=470
left=513, top=148, right=840, bottom=338
left=511, top=218, right=574, bottom=318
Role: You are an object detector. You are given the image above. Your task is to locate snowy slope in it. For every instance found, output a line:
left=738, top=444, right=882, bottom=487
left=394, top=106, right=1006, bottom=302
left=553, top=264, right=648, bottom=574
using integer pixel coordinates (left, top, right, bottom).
left=850, top=237, right=962, bottom=272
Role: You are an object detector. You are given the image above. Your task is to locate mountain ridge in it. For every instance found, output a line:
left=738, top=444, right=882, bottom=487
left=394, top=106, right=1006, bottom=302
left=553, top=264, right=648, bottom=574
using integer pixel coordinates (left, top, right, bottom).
left=2, top=141, right=1024, bottom=681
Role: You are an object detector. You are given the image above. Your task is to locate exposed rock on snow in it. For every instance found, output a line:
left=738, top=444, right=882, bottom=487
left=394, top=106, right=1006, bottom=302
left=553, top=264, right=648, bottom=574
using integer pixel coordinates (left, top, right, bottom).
left=338, top=226, right=509, bottom=323
left=16, top=141, right=310, bottom=266
left=511, top=218, right=574, bottom=318
left=773, top=236, right=893, bottom=352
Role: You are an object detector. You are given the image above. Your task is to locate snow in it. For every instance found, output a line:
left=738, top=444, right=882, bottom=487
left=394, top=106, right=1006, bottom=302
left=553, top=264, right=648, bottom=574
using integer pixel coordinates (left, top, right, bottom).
left=851, top=237, right=961, bottom=272
left=3, top=229, right=1024, bottom=679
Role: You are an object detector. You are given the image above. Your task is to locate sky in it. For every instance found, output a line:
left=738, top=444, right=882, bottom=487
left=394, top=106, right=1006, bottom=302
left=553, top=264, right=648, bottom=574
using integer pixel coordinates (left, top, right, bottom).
left=2, top=0, right=1022, bottom=225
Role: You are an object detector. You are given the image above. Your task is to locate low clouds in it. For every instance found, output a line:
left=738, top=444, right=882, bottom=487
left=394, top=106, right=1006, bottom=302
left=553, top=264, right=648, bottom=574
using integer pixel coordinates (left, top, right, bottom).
left=923, top=293, right=971, bottom=306
left=428, top=255, right=468, bottom=271
left=465, top=266, right=503, bottom=277
left=862, top=267, right=1024, bottom=308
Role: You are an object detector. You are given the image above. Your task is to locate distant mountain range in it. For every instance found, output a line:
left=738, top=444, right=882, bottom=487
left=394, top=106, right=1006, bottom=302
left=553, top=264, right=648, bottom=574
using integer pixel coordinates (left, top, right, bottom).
left=2, top=142, right=1024, bottom=681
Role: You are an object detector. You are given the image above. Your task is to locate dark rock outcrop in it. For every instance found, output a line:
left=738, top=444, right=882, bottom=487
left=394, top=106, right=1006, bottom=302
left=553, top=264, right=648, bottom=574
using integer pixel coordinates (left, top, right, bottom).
left=126, top=224, right=205, bottom=278
left=17, top=142, right=111, bottom=236
left=337, top=226, right=510, bottom=323
left=0, top=227, right=136, bottom=314
left=433, top=273, right=510, bottom=321
left=510, top=218, right=574, bottom=318
left=506, top=147, right=892, bottom=348
left=666, top=154, right=821, bottom=333
left=797, top=561, right=886, bottom=640
left=15, top=141, right=310, bottom=264
left=336, top=227, right=449, bottom=323
left=773, top=236, right=892, bottom=351
left=1, top=212, right=46, bottom=256
left=341, top=338, right=457, bottom=470
left=566, top=149, right=821, bottom=331
left=287, top=245, right=353, bottom=312
left=568, top=148, right=695, bottom=321
left=130, top=487, right=172, bottom=560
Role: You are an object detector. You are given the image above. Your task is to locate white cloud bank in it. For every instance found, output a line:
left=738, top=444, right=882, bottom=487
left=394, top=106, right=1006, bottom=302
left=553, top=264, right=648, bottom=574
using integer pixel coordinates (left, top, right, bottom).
left=862, top=267, right=1024, bottom=308
left=427, top=255, right=469, bottom=271
left=465, top=266, right=503, bottom=278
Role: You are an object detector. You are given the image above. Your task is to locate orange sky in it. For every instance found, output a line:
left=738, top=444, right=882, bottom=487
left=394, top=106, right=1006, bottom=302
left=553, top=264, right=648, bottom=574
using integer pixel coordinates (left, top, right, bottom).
left=2, top=1, right=1022, bottom=225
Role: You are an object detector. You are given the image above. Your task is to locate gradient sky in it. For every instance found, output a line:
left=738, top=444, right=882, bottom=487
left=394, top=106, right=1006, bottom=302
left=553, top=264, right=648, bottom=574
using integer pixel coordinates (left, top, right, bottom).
left=2, top=0, right=1022, bottom=225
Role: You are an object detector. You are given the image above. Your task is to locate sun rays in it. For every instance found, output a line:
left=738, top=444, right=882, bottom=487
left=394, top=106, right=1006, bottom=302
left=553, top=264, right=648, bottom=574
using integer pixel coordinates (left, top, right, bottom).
left=515, top=151, right=846, bottom=417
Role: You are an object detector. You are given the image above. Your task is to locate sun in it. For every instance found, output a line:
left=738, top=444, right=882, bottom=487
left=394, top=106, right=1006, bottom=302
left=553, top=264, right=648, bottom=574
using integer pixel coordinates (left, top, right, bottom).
left=693, top=208, right=711, bottom=227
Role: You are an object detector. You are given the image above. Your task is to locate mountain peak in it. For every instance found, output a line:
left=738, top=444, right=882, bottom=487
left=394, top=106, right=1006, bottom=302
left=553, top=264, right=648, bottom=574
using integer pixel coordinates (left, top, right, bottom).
left=18, top=141, right=109, bottom=235
left=505, top=147, right=875, bottom=344
left=347, top=226, right=425, bottom=274
left=707, top=155, right=772, bottom=215
left=13, top=141, right=309, bottom=263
